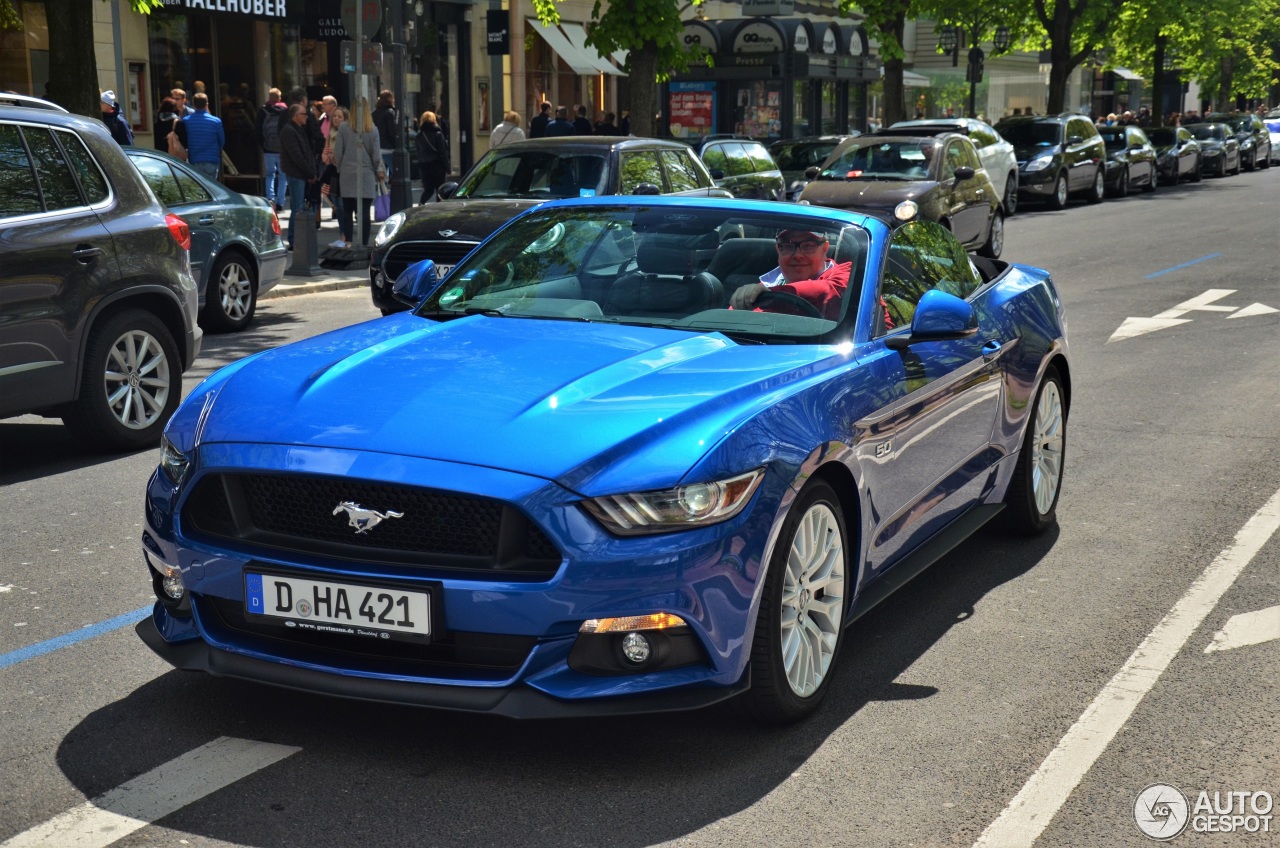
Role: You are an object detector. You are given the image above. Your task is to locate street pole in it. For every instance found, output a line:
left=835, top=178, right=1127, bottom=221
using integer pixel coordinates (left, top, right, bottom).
left=386, top=0, right=413, bottom=212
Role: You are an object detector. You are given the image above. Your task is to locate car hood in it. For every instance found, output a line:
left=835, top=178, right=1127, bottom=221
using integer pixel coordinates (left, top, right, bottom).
left=395, top=198, right=546, bottom=241
left=185, top=314, right=844, bottom=493
left=1011, top=145, right=1058, bottom=163
left=798, top=179, right=934, bottom=209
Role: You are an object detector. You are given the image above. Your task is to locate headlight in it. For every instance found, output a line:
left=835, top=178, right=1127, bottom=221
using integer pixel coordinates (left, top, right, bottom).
left=374, top=211, right=406, bottom=248
left=1241, top=139, right=1254, bottom=150
left=582, top=469, right=765, bottom=536
left=1023, top=155, right=1053, bottom=172
left=158, top=435, right=189, bottom=485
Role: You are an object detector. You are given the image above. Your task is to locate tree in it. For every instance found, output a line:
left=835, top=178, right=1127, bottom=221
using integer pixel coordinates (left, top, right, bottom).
left=1, top=0, right=161, bottom=118
left=846, top=0, right=915, bottom=127
left=1029, top=0, right=1125, bottom=114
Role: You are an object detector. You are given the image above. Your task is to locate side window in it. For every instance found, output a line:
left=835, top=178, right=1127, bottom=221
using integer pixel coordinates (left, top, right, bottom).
left=960, top=139, right=981, bottom=169
left=745, top=143, right=776, bottom=173
left=174, top=167, right=213, bottom=203
left=57, top=131, right=109, bottom=205
left=879, top=220, right=981, bottom=333
left=700, top=143, right=728, bottom=175
left=1177, top=128, right=1190, bottom=144
left=23, top=126, right=84, bottom=211
left=660, top=149, right=702, bottom=192
left=943, top=140, right=969, bottom=178
left=618, top=151, right=664, bottom=194
left=722, top=142, right=754, bottom=176
left=132, top=155, right=186, bottom=207
left=0, top=123, right=41, bottom=217
left=970, top=124, right=996, bottom=148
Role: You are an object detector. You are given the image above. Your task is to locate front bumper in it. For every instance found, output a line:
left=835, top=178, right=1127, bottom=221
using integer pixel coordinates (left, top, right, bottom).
left=1016, top=165, right=1058, bottom=196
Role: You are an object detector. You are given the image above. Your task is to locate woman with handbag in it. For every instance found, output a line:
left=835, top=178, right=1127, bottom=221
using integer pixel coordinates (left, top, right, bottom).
left=155, top=97, right=187, bottom=159
left=415, top=111, right=448, bottom=203
left=332, top=97, right=384, bottom=247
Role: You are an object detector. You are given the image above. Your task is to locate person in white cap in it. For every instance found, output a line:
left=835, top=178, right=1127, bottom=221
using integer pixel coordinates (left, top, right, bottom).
left=729, top=228, right=852, bottom=320
left=99, top=90, right=134, bottom=146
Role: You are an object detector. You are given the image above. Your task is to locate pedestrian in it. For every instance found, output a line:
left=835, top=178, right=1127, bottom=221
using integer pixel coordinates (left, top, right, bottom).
left=572, top=105, right=593, bottom=135
left=415, top=110, right=449, bottom=203
left=171, top=88, right=194, bottom=117
left=529, top=101, right=552, bottom=138
left=594, top=111, right=618, bottom=135
left=154, top=96, right=187, bottom=155
left=489, top=111, right=525, bottom=148
left=256, top=87, right=288, bottom=212
left=99, top=91, right=133, bottom=146
left=182, top=92, right=224, bottom=180
left=619, top=111, right=631, bottom=135
left=332, top=97, right=383, bottom=247
left=543, top=105, right=574, bottom=137
left=279, top=104, right=317, bottom=250
left=372, top=89, right=397, bottom=176
left=317, top=106, right=346, bottom=231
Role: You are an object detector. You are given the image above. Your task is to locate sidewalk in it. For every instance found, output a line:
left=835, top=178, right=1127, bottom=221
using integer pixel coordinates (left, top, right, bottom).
left=262, top=206, right=375, bottom=301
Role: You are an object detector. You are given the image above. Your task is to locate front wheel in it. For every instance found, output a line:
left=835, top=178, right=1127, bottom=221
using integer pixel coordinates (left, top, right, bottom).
left=201, top=250, right=257, bottom=333
left=978, top=209, right=1004, bottom=259
left=1003, top=173, right=1018, bottom=215
left=62, top=309, right=182, bottom=452
left=1086, top=168, right=1105, bottom=203
left=1047, top=172, right=1069, bottom=210
left=1143, top=164, right=1157, bottom=192
left=1191, top=156, right=1203, bottom=182
left=738, top=479, right=850, bottom=724
left=1002, top=367, right=1066, bottom=535
left=1113, top=167, right=1130, bottom=198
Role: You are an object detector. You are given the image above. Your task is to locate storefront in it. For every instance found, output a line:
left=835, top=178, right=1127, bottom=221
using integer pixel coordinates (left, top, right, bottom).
left=663, top=17, right=877, bottom=142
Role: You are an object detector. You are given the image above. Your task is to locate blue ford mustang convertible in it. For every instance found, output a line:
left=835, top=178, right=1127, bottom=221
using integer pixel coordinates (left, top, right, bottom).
left=139, top=197, right=1070, bottom=723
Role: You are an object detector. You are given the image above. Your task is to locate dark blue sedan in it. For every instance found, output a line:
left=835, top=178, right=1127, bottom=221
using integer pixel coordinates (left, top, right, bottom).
left=138, top=197, right=1070, bottom=722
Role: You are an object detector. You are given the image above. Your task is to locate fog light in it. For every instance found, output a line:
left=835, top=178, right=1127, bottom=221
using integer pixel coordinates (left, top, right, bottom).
left=161, top=571, right=185, bottom=600
left=620, top=632, right=652, bottom=664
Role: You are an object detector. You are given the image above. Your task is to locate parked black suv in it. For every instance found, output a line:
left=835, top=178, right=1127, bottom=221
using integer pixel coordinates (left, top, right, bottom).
left=0, top=94, right=201, bottom=451
left=1201, top=112, right=1272, bottom=171
left=370, top=137, right=730, bottom=313
left=995, top=114, right=1106, bottom=210
left=692, top=136, right=786, bottom=202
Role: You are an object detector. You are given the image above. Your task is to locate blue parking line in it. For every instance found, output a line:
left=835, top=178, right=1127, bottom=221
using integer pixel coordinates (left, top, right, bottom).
left=0, top=605, right=152, bottom=671
left=1145, top=252, right=1222, bottom=279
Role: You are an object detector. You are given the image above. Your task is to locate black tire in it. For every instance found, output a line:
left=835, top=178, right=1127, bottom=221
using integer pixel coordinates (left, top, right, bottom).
left=62, top=309, right=182, bottom=452
left=201, top=250, right=257, bottom=333
left=1216, top=157, right=1226, bottom=177
left=1086, top=167, right=1105, bottom=203
left=978, top=209, right=1004, bottom=259
left=1046, top=172, right=1069, bottom=210
left=1244, top=150, right=1256, bottom=171
left=737, top=478, right=851, bottom=724
left=1113, top=167, right=1129, bottom=198
left=1003, top=173, right=1018, bottom=216
left=1191, top=156, right=1203, bottom=181
left=1002, top=366, right=1066, bottom=536
left=1143, top=165, right=1157, bottom=192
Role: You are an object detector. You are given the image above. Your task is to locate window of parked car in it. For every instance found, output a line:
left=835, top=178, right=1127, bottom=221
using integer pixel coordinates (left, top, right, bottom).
left=700, top=143, right=728, bottom=175
left=999, top=121, right=1061, bottom=147
left=173, top=165, right=212, bottom=203
left=745, top=142, right=777, bottom=173
left=968, top=122, right=998, bottom=149
left=58, top=130, right=109, bottom=205
left=618, top=150, right=664, bottom=193
left=721, top=143, right=754, bottom=176
left=879, top=219, right=982, bottom=333
left=942, top=138, right=979, bottom=178
left=0, top=123, right=42, bottom=216
left=131, top=155, right=187, bottom=206
left=659, top=149, right=706, bottom=192
left=24, top=126, right=85, bottom=211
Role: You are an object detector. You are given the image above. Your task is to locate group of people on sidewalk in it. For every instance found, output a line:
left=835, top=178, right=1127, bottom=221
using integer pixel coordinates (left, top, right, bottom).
left=149, top=87, right=226, bottom=181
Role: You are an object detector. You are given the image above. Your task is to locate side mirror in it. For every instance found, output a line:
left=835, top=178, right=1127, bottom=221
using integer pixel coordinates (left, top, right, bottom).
left=884, top=289, right=978, bottom=350
left=709, top=168, right=726, bottom=180
left=632, top=182, right=662, bottom=196
left=804, top=165, right=821, bottom=180
left=436, top=181, right=459, bottom=200
left=392, top=258, right=443, bottom=309
left=953, top=166, right=975, bottom=181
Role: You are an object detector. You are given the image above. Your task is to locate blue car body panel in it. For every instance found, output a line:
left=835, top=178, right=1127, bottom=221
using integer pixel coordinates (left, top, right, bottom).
left=140, top=196, right=1069, bottom=717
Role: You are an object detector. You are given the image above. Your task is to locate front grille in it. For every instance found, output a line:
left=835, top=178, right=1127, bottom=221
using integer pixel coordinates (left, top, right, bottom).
left=183, top=473, right=561, bottom=579
left=383, top=240, right=480, bottom=280
left=200, top=596, right=535, bottom=680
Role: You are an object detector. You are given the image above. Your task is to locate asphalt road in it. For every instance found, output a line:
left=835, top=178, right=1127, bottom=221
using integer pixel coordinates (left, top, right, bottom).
left=2, top=167, right=1278, bottom=848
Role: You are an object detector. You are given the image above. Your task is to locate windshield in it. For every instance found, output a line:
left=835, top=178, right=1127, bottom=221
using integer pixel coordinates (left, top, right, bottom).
left=1188, top=124, right=1225, bottom=141
left=998, top=121, right=1062, bottom=147
left=454, top=150, right=610, bottom=199
left=1146, top=128, right=1176, bottom=147
left=1098, top=129, right=1127, bottom=151
left=818, top=140, right=937, bottom=180
left=769, top=140, right=842, bottom=171
left=1223, top=116, right=1252, bottom=133
left=416, top=204, right=870, bottom=341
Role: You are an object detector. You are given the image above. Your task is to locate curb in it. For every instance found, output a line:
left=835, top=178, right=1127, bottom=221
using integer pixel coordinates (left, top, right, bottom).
left=261, top=275, right=367, bottom=300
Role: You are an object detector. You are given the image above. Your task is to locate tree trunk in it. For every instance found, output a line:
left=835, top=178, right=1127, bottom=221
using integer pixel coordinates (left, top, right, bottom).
left=1045, top=13, right=1074, bottom=116
left=1216, top=54, right=1234, bottom=112
left=881, top=14, right=907, bottom=127
left=626, top=43, right=659, bottom=137
left=1150, top=34, right=1165, bottom=127
left=45, top=0, right=97, bottom=118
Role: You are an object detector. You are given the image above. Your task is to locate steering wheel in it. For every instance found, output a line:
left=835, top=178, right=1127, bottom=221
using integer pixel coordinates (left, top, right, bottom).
left=754, top=289, right=825, bottom=319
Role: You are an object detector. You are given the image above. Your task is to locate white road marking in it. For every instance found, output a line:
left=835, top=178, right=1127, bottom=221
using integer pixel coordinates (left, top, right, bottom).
left=1107, top=316, right=1191, bottom=343
left=1205, top=605, right=1280, bottom=653
left=0, top=737, right=301, bottom=848
left=1228, top=303, right=1280, bottom=319
left=1108, top=289, right=1277, bottom=342
left=973, top=487, right=1280, bottom=848
left=1153, top=289, right=1237, bottom=319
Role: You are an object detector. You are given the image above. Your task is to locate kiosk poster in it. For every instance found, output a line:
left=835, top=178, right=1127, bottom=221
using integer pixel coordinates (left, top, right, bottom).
left=669, top=82, right=716, bottom=139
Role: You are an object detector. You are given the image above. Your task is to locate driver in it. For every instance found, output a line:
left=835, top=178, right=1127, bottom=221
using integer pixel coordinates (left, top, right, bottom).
left=728, top=229, right=851, bottom=320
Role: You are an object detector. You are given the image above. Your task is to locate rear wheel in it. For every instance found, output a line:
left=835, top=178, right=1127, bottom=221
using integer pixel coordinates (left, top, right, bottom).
left=1003, top=173, right=1018, bottom=215
left=738, top=479, right=850, bottom=724
left=978, top=209, right=1004, bottom=259
left=1002, top=367, right=1066, bottom=536
left=1086, top=168, right=1105, bottom=202
left=1047, top=172, right=1069, bottom=210
left=201, top=250, right=257, bottom=333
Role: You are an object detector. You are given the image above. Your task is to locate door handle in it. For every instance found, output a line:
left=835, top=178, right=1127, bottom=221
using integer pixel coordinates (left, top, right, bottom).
left=982, top=340, right=1003, bottom=361
left=197, top=216, right=215, bottom=225
left=72, top=245, right=104, bottom=263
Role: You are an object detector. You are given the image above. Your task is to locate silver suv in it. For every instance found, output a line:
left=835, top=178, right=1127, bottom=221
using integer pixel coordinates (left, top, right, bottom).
left=0, top=94, right=201, bottom=451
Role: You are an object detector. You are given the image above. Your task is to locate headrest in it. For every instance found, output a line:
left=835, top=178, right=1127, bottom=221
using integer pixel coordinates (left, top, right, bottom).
left=637, top=246, right=701, bottom=276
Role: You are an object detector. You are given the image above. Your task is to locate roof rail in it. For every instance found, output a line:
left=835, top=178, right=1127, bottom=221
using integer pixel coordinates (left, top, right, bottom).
left=0, top=93, right=70, bottom=113
left=886, top=122, right=971, bottom=136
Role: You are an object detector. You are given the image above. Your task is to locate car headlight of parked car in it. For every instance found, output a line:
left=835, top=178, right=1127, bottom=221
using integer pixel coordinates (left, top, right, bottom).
left=582, top=469, right=765, bottom=536
left=1023, top=155, right=1053, bottom=172
left=374, top=211, right=406, bottom=248
left=158, top=435, right=190, bottom=485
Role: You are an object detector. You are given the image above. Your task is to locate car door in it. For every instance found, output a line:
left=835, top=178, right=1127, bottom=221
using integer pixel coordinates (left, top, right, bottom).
left=131, top=154, right=221, bottom=291
left=1128, top=127, right=1155, bottom=183
left=941, top=138, right=985, bottom=246
left=1176, top=128, right=1196, bottom=176
left=0, top=122, right=120, bottom=416
left=860, top=219, right=1004, bottom=575
left=1065, top=118, right=1097, bottom=191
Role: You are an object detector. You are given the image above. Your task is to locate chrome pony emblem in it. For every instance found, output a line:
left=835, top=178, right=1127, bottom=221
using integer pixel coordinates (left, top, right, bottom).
left=439, top=229, right=458, bottom=238
left=332, top=501, right=405, bottom=535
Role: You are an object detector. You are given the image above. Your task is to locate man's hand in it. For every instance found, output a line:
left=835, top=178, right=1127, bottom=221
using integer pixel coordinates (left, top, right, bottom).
left=730, top=283, right=766, bottom=311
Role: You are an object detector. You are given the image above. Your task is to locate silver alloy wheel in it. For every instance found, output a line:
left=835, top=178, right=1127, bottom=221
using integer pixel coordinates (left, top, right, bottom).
left=1030, top=379, right=1066, bottom=515
left=103, top=328, right=172, bottom=431
left=1003, top=176, right=1018, bottom=215
left=780, top=502, right=846, bottom=698
left=1093, top=169, right=1104, bottom=199
left=218, top=259, right=253, bottom=321
left=1054, top=174, right=1068, bottom=207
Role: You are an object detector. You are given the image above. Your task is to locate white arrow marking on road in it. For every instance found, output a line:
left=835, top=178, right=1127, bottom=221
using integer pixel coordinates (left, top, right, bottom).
left=1108, top=317, right=1193, bottom=342
left=1205, top=605, right=1280, bottom=652
left=0, top=737, right=301, bottom=848
left=1228, top=303, right=1280, bottom=319
left=1153, top=288, right=1237, bottom=319
left=1108, top=289, right=1244, bottom=343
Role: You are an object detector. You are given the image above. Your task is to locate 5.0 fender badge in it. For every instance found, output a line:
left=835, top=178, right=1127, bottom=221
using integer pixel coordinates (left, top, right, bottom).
left=333, top=501, right=405, bottom=534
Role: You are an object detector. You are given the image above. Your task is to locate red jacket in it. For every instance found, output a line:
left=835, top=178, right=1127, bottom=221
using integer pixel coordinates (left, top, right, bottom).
left=763, top=261, right=852, bottom=320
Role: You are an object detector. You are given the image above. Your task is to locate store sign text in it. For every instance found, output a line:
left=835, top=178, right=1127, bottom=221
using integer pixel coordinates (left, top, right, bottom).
left=166, top=0, right=288, bottom=17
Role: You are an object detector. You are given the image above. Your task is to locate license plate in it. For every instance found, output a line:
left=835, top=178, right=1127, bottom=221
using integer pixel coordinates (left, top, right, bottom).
left=245, top=572, right=430, bottom=639
left=434, top=264, right=453, bottom=278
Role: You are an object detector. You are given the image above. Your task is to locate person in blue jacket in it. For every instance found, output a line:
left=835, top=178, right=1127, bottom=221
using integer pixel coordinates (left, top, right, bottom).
left=182, top=92, right=226, bottom=181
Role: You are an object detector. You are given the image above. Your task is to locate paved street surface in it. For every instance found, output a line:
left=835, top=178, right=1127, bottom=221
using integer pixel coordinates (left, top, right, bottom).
left=1, top=171, right=1278, bottom=848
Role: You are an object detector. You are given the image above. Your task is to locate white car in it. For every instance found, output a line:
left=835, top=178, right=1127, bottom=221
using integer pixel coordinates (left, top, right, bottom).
left=1266, top=111, right=1280, bottom=164
left=889, top=118, right=1021, bottom=214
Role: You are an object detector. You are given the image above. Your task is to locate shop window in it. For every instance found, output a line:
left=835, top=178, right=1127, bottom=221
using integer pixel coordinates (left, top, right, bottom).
left=0, top=124, right=40, bottom=217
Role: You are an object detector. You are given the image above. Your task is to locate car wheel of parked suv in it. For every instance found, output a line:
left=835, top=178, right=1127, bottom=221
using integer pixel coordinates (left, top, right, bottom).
left=63, top=309, right=183, bottom=452
left=1087, top=168, right=1105, bottom=203
left=1048, top=172, right=1070, bottom=210
left=979, top=210, right=1004, bottom=259
left=203, top=250, right=258, bottom=333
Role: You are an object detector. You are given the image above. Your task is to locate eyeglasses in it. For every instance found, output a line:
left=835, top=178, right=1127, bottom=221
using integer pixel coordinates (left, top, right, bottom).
left=775, top=239, right=824, bottom=256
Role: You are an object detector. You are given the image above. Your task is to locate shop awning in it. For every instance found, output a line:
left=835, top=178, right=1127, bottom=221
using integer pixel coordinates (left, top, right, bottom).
left=1113, top=67, right=1144, bottom=81
left=560, top=22, right=625, bottom=75
left=527, top=19, right=608, bottom=76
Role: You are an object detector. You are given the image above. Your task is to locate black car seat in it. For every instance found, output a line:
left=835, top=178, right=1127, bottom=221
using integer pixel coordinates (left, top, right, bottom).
left=705, top=238, right=778, bottom=306
left=604, top=235, right=723, bottom=317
